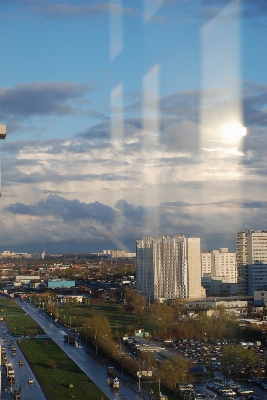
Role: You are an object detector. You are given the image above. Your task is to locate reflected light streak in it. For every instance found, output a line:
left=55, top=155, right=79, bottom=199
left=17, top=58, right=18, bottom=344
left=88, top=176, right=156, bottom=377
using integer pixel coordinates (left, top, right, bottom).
left=201, top=0, right=244, bottom=153
left=142, top=64, right=160, bottom=231
left=200, top=0, right=245, bottom=235
left=109, top=0, right=123, bottom=60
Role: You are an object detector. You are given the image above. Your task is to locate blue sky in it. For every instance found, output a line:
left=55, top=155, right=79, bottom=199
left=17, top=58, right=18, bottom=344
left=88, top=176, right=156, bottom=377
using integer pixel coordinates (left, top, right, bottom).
left=0, top=0, right=267, bottom=254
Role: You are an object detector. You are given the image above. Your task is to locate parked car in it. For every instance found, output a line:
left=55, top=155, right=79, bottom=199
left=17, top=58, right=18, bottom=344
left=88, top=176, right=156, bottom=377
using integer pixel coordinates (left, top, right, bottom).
left=28, top=378, right=34, bottom=384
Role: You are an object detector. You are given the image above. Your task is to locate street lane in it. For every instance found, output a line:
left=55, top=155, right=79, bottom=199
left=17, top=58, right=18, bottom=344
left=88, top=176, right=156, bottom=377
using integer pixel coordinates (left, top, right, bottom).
left=0, top=323, right=47, bottom=400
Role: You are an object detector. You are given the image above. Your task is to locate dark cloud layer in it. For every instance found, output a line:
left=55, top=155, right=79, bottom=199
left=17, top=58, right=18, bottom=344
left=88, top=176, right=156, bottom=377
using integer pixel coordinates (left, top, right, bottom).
left=0, top=81, right=93, bottom=120
left=6, top=195, right=117, bottom=224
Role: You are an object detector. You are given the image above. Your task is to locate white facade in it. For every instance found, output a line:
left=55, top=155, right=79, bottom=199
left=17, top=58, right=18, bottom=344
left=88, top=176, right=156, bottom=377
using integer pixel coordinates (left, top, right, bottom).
left=236, top=230, right=267, bottom=295
left=136, top=235, right=202, bottom=301
left=236, top=231, right=248, bottom=266
left=201, top=248, right=237, bottom=283
left=201, top=251, right=211, bottom=275
left=102, top=249, right=136, bottom=258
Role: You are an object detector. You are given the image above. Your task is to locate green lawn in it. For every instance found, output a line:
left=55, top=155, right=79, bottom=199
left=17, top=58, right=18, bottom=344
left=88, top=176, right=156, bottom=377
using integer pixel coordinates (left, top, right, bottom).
left=57, top=301, right=151, bottom=333
left=19, top=338, right=109, bottom=400
left=0, top=298, right=44, bottom=336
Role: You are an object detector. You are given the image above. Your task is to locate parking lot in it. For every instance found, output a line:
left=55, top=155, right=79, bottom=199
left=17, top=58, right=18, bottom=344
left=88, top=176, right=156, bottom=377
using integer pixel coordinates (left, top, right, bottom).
left=124, top=336, right=267, bottom=399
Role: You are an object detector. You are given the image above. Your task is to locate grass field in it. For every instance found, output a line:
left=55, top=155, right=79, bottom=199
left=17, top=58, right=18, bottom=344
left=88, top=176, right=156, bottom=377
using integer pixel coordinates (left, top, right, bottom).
left=0, top=297, right=44, bottom=336
left=19, top=338, right=109, bottom=400
left=56, top=300, right=153, bottom=333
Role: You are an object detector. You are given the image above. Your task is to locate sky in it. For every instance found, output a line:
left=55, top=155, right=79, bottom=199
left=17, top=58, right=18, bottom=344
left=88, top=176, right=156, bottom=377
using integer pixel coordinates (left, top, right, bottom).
left=0, top=0, right=267, bottom=254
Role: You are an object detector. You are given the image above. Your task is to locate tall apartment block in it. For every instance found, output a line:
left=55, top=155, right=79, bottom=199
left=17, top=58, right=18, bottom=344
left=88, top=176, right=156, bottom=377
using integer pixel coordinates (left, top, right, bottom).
left=236, top=230, right=267, bottom=295
left=201, top=248, right=237, bottom=283
left=136, top=235, right=201, bottom=301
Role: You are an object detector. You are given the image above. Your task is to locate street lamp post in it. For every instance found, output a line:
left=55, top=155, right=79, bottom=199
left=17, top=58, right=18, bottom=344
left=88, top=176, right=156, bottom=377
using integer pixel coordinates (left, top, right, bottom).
left=95, top=330, right=97, bottom=354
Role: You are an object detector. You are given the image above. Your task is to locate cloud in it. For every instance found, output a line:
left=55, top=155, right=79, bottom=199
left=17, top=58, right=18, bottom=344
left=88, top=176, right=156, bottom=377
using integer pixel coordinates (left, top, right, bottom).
left=3, top=0, right=144, bottom=19
left=5, top=194, right=117, bottom=224
left=243, top=83, right=267, bottom=127
left=115, top=199, right=146, bottom=222
left=0, top=81, right=93, bottom=121
left=2, top=190, right=267, bottom=253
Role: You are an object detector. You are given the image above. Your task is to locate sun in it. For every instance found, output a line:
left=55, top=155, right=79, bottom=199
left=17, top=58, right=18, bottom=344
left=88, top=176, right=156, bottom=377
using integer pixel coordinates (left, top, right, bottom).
left=220, top=122, right=247, bottom=143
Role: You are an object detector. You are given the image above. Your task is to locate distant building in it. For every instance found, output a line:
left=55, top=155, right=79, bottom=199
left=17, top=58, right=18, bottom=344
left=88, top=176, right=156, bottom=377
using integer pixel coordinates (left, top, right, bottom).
left=254, top=290, right=267, bottom=306
left=136, top=235, right=202, bottom=301
left=201, top=248, right=237, bottom=283
left=102, top=249, right=136, bottom=258
left=201, top=276, right=238, bottom=297
left=15, top=275, right=40, bottom=285
left=32, top=249, right=45, bottom=259
left=237, top=230, right=267, bottom=295
left=248, top=263, right=267, bottom=296
left=0, top=251, right=17, bottom=258
left=47, top=279, right=75, bottom=289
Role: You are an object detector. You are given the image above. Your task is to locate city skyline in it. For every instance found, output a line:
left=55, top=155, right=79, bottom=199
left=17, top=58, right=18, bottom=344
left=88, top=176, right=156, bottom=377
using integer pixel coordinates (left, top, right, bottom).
left=0, top=1, right=267, bottom=253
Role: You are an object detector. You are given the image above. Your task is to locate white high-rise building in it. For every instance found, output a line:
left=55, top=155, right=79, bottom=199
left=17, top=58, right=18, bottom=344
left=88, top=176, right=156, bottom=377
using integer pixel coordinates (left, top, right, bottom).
left=136, top=235, right=202, bottom=301
left=201, top=248, right=237, bottom=283
left=201, top=250, right=212, bottom=275
left=236, top=230, right=267, bottom=295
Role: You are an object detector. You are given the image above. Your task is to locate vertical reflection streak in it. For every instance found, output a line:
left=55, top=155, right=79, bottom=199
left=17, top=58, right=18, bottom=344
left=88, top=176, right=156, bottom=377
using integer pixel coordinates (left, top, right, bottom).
left=110, top=0, right=123, bottom=61
left=142, top=64, right=160, bottom=231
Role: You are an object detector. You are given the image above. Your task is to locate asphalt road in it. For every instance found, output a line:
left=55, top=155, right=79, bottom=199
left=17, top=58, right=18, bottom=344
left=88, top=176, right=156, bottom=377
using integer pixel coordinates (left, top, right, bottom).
left=0, top=323, right=47, bottom=400
left=15, top=299, right=150, bottom=400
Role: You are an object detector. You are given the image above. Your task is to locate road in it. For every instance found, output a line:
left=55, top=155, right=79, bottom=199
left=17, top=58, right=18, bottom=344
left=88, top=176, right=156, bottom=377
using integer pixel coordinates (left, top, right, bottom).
left=15, top=299, right=150, bottom=400
left=0, top=323, right=47, bottom=400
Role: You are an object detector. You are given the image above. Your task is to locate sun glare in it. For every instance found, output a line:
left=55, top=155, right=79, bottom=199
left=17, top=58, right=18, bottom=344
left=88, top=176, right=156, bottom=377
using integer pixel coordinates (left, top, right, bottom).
left=220, top=122, right=247, bottom=143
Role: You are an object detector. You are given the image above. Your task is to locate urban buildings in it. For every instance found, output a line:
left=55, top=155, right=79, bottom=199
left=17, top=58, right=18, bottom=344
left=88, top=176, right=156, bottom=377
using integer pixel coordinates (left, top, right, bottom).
left=102, top=249, right=136, bottom=258
left=201, top=248, right=237, bottom=283
left=136, top=235, right=202, bottom=301
left=236, top=230, right=267, bottom=295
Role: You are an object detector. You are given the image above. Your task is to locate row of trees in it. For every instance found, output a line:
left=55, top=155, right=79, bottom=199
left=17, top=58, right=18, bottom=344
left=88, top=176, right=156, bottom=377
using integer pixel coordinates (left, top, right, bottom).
left=123, top=288, right=259, bottom=340
left=81, top=313, right=193, bottom=391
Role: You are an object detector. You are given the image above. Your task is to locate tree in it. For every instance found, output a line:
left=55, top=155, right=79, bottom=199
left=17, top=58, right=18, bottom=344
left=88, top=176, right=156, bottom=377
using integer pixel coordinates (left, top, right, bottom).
left=211, top=306, right=239, bottom=339
left=27, top=329, right=38, bottom=339
left=158, top=356, right=192, bottom=391
left=83, top=314, right=113, bottom=354
left=140, top=351, right=156, bottom=371
left=172, top=298, right=188, bottom=322
left=146, top=303, right=174, bottom=338
left=221, top=344, right=259, bottom=373
left=195, top=312, right=213, bottom=339
left=46, top=359, right=57, bottom=369
left=125, top=287, right=146, bottom=318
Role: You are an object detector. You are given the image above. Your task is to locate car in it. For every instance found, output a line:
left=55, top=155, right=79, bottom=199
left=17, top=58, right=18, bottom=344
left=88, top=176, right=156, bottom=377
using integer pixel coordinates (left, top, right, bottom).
left=19, top=360, right=24, bottom=366
left=28, top=378, right=34, bottom=384
left=14, top=389, right=20, bottom=399
left=237, top=388, right=254, bottom=395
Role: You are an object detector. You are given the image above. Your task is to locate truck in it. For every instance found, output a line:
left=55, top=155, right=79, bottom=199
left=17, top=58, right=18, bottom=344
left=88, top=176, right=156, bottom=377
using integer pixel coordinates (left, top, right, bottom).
left=68, top=335, right=76, bottom=344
